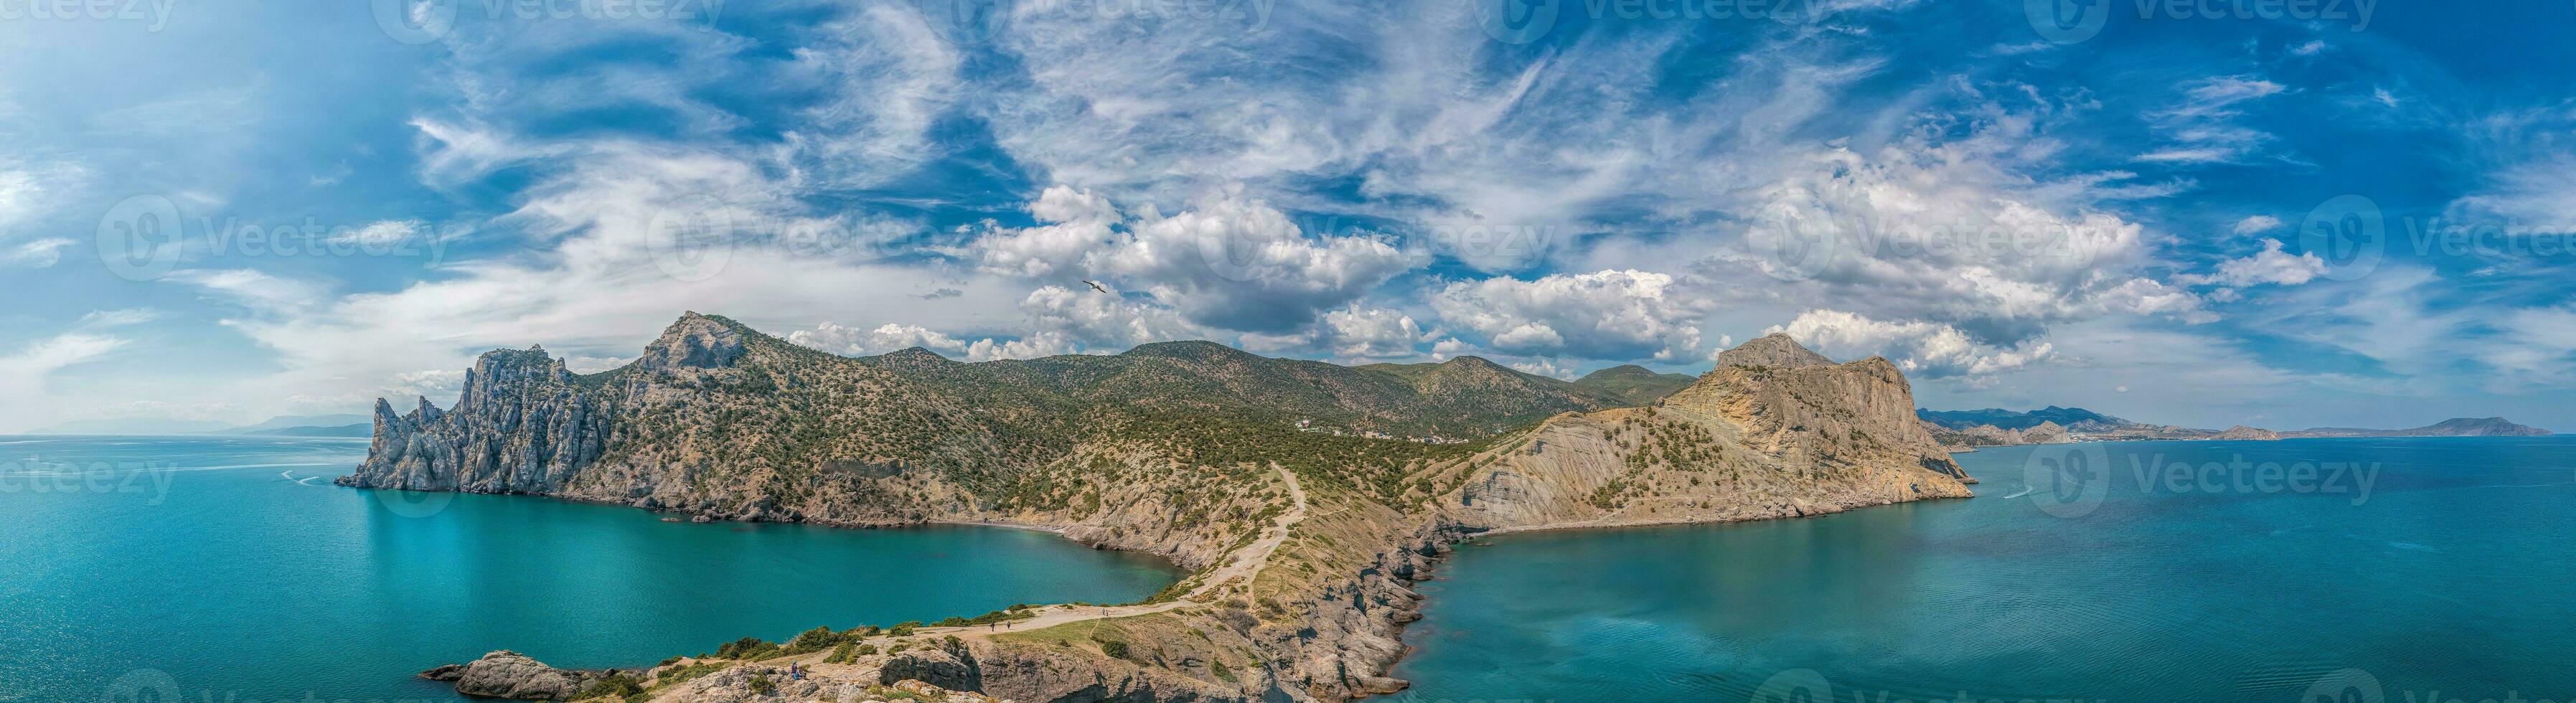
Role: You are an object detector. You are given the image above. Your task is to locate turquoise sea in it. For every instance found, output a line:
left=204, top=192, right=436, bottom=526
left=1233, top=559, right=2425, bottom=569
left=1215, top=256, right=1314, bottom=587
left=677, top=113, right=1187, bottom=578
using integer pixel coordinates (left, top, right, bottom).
left=0, top=436, right=1180, bottom=703
left=1390, top=436, right=2576, bottom=703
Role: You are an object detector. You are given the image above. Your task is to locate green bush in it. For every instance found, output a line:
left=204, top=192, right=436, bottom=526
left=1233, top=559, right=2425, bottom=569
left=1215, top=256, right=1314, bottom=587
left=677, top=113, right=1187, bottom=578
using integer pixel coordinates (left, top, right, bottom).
left=571, top=673, right=643, bottom=700
left=1097, top=640, right=1131, bottom=660
left=715, top=636, right=782, bottom=661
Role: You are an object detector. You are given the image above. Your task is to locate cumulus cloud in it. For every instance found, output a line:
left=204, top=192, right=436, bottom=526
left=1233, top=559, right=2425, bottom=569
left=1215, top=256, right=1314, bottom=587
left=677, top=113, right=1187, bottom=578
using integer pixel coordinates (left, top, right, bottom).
left=2178, top=239, right=2328, bottom=288
left=1242, top=305, right=1431, bottom=360
left=1430, top=270, right=1710, bottom=362
left=786, top=322, right=970, bottom=357
left=977, top=187, right=1419, bottom=334
left=1698, top=118, right=2206, bottom=344
left=1769, top=309, right=2051, bottom=378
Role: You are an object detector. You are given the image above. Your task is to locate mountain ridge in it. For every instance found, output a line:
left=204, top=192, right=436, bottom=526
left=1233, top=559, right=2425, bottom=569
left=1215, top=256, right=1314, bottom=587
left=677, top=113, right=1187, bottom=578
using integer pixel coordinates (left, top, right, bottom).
left=339, top=315, right=1975, bottom=702
left=1917, top=405, right=2552, bottom=449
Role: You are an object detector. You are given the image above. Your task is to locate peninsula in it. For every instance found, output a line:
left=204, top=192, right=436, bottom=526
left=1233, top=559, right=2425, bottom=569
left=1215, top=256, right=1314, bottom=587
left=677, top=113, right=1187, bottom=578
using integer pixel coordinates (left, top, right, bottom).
left=340, top=318, right=1976, bottom=702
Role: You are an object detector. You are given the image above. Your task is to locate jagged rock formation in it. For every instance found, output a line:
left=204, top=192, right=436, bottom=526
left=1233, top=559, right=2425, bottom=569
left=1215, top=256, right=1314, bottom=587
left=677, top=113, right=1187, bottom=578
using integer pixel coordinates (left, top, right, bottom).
left=347, top=316, right=1975, bottom=703
left=1715, top=332, right=1834, bottom=369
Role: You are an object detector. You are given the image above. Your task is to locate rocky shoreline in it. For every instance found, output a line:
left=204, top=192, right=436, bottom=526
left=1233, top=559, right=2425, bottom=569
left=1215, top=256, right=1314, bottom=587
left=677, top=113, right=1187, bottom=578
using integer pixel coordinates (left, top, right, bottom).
left=345, top=317, right=1978, bottom=702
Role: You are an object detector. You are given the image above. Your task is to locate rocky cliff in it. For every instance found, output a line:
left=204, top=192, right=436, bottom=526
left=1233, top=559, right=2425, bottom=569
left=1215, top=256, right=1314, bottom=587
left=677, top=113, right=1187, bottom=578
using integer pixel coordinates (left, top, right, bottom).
left=344, top=316, right=1975, bottom=703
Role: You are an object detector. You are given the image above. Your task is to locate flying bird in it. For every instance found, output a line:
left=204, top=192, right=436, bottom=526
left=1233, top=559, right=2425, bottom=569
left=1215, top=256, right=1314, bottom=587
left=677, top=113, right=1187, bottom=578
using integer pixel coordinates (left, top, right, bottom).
left=1083, top=280, right=1110, bottom=294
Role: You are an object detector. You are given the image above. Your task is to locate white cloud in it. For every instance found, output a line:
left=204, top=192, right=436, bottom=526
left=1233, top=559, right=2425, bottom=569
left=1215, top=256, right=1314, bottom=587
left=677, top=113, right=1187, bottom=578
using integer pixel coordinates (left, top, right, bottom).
left=1508, top=357, right=1579, bottom=381
left=1769, top=308, right=2051, bottom=378
left=2448, top=154, right=2576, bottom=233
left=0, top=330, right=130, bottom=431
left=1, top=237, right=73, bottom=268
left=2231, top=215, right=2283, bottom=235
left=784, top=3, right=964, bottom=187
left=2178, top=239, right=2326, bottom=288
left=331, top=220, right=425, bottom=247
left=786, top=322, right=969, bottom=357
left=977, top=187, right=1419, bottom=334
left=1693, top=121, right=2203, bottom=344
left=2138, top=75, right=2286, bottom=164
left=1430, top=270, right=1710, bottom=362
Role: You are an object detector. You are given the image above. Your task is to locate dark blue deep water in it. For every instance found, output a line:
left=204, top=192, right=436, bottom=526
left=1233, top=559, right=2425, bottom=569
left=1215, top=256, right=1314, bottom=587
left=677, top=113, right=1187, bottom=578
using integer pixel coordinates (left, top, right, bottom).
left=1391, top=437, right=2576, bottom=703
left=0, top=436, right=1179, bottom=702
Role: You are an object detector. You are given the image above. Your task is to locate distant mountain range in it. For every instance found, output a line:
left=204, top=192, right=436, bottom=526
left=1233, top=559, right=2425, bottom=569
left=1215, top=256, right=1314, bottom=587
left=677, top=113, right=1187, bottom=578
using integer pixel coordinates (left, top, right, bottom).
left=26, top=413, right=369, bottom=437
left=1917, top=406, right=2552, bottom=449
left=1917, top=406, right=2126, bottom=431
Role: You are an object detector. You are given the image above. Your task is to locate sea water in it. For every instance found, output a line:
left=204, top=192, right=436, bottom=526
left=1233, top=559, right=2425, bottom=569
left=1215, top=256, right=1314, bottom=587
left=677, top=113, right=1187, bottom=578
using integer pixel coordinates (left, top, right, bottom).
left=0, top=435, right=1178, bottom=702
left=1391, top=437, right=2576, bottom=703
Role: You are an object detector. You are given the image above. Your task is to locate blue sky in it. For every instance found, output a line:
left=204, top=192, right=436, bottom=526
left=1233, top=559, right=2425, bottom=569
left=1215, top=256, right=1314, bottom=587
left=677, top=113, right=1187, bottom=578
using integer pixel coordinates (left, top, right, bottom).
left=2, top=0, right=2572, bottom=433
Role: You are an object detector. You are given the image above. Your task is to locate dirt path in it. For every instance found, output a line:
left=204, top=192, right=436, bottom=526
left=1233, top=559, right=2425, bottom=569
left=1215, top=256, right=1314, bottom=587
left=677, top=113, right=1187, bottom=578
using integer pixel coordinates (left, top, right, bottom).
left=1182, top=466, right=1307, bottom=601
left=926, top=467, right=1310, bottom=642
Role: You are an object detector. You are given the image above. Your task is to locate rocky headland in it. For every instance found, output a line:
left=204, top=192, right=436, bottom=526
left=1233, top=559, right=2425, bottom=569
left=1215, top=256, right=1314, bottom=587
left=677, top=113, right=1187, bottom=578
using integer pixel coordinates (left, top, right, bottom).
left=340, top=315, right=1977, bottom=702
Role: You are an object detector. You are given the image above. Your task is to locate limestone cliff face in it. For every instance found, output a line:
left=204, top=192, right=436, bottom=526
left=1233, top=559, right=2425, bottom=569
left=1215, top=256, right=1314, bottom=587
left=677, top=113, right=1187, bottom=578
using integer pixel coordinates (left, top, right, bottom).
left=345, top=346, right=613, bottom=495
left=1440, top=336, right=1975, bottom=532
left=1714, top=331, right=1834, bottom=369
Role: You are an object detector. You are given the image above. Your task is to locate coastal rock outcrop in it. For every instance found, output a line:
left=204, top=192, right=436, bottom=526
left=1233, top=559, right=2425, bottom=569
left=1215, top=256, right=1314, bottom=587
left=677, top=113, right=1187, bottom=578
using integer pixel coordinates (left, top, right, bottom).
left=420, top=651, right=609, bottom=700
left=1440, top=335, right=1976, bottom=534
